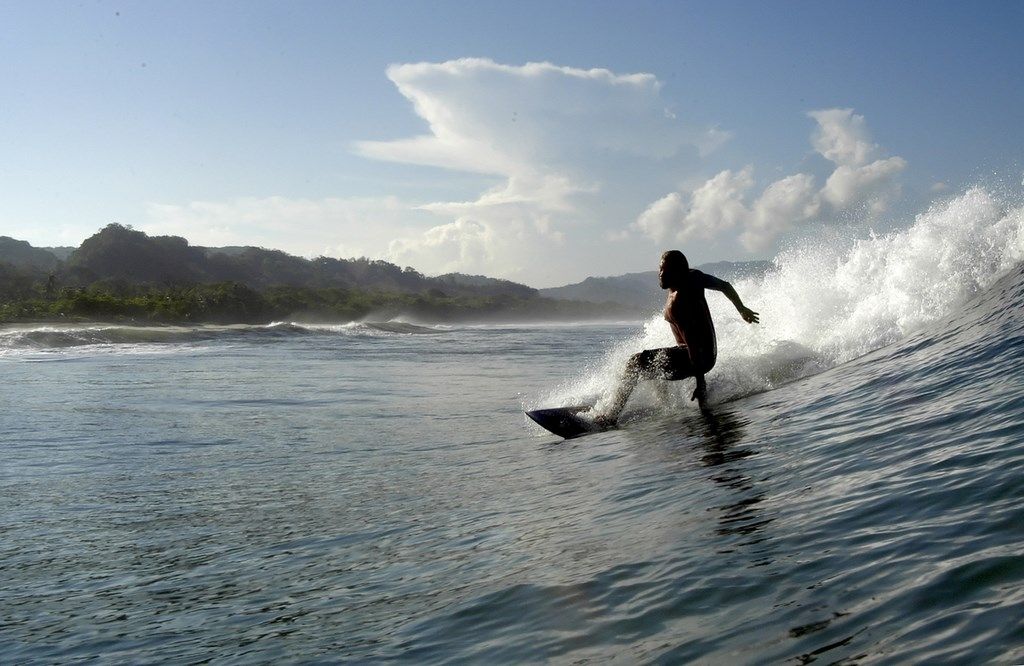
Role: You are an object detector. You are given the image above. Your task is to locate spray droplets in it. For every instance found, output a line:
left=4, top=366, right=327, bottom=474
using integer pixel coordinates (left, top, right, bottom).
left=549, top=185, right=1024, bottom=412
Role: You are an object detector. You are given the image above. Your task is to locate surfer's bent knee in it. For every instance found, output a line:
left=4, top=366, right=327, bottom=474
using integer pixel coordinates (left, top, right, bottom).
left=625, top=351, right=646, bottom=373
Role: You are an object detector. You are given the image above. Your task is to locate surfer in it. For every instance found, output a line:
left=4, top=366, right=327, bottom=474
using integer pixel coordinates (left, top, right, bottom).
left=596, top=250, right=759, bottom=424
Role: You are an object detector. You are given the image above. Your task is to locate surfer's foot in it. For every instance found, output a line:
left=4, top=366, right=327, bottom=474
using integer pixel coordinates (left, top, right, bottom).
left=690, top=377, right=707, bottom=405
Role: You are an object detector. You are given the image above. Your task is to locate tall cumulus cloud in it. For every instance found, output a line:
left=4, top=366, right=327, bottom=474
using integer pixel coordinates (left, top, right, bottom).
left=355, top=58, right=727, bottom=279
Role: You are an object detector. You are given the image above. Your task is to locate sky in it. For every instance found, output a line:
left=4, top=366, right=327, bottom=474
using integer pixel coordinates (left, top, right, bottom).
left=1, top=1, right=1022, bottom=287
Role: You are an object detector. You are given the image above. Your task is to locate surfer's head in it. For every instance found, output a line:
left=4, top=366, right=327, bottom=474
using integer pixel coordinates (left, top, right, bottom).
left=659, top=250, right=689, bottom=289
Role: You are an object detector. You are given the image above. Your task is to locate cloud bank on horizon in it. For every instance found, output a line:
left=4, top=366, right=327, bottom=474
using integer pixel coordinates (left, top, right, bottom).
left=147, top=58, right=912, bottom=286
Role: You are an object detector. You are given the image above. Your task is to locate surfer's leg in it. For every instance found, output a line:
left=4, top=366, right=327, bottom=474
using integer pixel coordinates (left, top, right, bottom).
left=602, top=348, right=678, bottom=422
left=654, top=349, right=689, bottom=405
left=660, top=346, right=699, bottom=379
left=662, top=347, right=706, bottom=405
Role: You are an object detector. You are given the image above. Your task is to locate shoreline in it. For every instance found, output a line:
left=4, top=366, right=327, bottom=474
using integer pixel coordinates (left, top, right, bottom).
left=0, top=311, right=649, bottom=329
left=0, top=283, right=646, bottom=328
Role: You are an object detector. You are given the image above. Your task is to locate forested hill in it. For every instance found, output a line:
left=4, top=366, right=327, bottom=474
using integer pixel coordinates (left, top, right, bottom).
left=0, top=225, right=768, bottom=324
left=0, top=236, right=61, bottom=272
left=0, top=224, right=645, bottom=324
left=0, top=224, right=537, bottom=299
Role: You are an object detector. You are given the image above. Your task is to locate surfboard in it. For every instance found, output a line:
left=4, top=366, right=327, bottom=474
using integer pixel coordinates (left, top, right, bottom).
left=525, top=406, right=614, bottom=439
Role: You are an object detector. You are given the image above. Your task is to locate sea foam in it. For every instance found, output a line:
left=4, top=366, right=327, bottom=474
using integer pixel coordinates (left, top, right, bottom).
left=550, top=186, right=1024, bottom=412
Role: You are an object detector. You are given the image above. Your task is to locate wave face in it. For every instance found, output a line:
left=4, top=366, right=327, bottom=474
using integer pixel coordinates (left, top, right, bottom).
left=550, top=186, right=1024, bottom=411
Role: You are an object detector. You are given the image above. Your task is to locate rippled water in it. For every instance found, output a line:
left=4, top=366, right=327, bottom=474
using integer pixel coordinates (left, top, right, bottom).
left=3, top=266, right=1023, bottom=664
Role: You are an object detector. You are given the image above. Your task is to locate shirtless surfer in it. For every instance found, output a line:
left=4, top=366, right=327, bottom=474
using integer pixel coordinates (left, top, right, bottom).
left=596, top=250, right=759, bottom=424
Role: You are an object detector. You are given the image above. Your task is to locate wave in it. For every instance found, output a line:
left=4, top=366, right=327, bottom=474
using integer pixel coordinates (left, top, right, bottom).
left=267, top=321, right=445, bottom=336
left=550, top=185, right=1024, bottom=413
left=0, top=324, right=209, bottom=351
left=0, top=319, right=448, bottom=352
left=326, top=321, right=445, bottom=336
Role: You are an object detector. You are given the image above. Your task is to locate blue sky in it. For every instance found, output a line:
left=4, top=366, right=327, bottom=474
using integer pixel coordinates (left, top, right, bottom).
left=2, top=0, right=1021, bottom=286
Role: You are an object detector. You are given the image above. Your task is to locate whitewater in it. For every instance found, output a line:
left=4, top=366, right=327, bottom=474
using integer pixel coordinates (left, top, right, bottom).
left=2, top=186, right=1023, bottom=662
left=551, top=186, right=1024, bottom=412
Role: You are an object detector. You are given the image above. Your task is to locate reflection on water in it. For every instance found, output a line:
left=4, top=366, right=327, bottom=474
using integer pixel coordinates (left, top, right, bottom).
left=695, top=407, right=772, bottom=543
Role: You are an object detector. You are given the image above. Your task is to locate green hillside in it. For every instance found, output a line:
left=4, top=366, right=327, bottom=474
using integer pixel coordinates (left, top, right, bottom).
left=0, top=224, right=643, bottom=324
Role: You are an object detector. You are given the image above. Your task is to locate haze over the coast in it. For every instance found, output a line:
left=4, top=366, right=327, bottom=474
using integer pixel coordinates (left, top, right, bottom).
left=2, top=2, right=1022, bottom=287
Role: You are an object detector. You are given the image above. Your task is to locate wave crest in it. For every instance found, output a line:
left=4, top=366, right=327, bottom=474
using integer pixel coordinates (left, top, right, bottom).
left=550, top=185, right=1024, bottom=411
left=0, top=319, right=448, bottom=352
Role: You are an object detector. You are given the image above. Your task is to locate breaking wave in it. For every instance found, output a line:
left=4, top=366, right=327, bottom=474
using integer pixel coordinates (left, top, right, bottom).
left=550, top=185, right=1024, bottom=413
left=0, top=320, right=447, bottom=354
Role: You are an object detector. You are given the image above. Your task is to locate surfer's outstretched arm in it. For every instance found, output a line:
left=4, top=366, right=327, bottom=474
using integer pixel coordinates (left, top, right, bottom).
left=704, top=275, right=759, bottom=324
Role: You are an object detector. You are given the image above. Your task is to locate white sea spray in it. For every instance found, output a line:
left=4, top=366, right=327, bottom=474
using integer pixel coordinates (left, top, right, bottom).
left=547, top=186, right=1024, bottom=412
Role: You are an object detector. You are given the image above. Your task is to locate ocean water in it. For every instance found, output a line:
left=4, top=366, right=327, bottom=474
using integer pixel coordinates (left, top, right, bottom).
left=2, top=188, right=1024, bottom=663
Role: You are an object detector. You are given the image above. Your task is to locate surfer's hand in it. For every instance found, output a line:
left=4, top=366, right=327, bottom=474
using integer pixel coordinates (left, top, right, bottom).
left=739, top=306, right=759, bottom=324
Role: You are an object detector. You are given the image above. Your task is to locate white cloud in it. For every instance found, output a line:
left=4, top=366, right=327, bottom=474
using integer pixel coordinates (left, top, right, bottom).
left=632, top=108, right=906, bottom=253
left=385, top=212, right=567, bottom=281
left=145, top=75, right=915, bottom=284
left=680, top=167, right=755, bottom=241
left=630, top=167, right=753, bottom=244
left=144, top=193, right=567, bottom=282
left=742, top=173, right=821, bottom=252
left=632, top=167, right=755, bottom=245
left=388, top=218, right=494, bottom=274
left=634, top=192, right=687, bottom=243
left=144, top=195, right=423, bottom=259
left=820, top=156, right=907, bottom=211
left=696, top=126, right=734, bottom=158
left=633, top=168, right=819, bottom=253
left=354, top=58, right=726, bottom=279
left=418, top=173, right=588, bottom=216
left=356, top=58, right=697, bottom=178
left=325, top=242, right=367, bottom=260
left=808, top=108, right=877, bottom=167
left=809, top=108, right=906, bottom=212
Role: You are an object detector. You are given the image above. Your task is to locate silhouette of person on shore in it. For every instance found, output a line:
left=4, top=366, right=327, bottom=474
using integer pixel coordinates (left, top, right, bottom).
left=596, top=250, right=759, bottom=425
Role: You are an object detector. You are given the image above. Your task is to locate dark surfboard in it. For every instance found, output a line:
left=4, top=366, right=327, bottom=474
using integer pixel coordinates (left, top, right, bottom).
left=525, top=406, right=613, bottom=439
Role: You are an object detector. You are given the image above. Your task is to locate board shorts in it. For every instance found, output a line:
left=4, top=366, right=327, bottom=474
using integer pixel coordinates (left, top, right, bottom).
left=628, top=345, right=715, bottom=381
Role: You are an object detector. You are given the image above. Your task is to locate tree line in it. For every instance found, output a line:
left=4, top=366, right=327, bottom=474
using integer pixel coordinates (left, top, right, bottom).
left=0, top=225, right=642, bottom=324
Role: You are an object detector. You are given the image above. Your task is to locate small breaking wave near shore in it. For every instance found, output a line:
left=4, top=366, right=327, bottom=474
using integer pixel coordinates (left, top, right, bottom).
left=0, top=319, right=447, bottom=354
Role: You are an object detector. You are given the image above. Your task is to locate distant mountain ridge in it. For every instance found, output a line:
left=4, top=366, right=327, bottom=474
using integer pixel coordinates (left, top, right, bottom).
left=0, top=226, right=554, bottom=313
left=41, top=246, right=75, bottom=261
left=1, top=225, right=767, bottom=316
left=0, top=236, right=61, bottom=272
left=0, top=224, right=539, bottom=299
left=539, top=260, right=772, bottom=308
